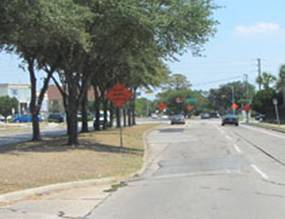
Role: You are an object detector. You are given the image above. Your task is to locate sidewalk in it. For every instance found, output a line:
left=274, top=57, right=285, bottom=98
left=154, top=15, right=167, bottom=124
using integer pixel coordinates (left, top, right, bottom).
left=247, top=122, right=285, bottom=134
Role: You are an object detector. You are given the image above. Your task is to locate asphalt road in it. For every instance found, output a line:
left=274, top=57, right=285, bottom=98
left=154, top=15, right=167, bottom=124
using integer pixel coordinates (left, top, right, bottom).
left=88, top=119, right=285, bottom=219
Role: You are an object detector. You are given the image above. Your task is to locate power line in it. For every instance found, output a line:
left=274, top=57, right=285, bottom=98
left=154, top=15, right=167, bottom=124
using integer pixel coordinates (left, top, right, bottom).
left=192, top=75, right=243, bottom=88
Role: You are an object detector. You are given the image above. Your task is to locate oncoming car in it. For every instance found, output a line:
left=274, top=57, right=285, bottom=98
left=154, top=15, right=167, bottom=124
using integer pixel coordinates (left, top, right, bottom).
left=222, top=114, right=239, bottom=126
left=170, top=114, right=186, bottom=125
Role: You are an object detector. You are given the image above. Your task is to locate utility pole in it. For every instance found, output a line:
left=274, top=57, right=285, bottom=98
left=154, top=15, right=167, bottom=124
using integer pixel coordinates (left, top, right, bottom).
left=244, top=74, right=249, bottom=123
left=257, top=58, right=262, bottom=90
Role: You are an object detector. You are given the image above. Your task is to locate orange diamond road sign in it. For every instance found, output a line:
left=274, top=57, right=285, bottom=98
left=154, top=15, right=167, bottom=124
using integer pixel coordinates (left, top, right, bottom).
left=187, top=105, right=194, bottom=112
left=243, top=104, right=251, bottom=112
left=232, top=103, right=239, bottom=110
left=158, top=102, right=167, bottom=111
left=106, top=83, right=133, bottom=108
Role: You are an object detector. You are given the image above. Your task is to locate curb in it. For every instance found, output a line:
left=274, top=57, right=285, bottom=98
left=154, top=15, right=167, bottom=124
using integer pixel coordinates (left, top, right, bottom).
left=0, top=177, right=115, bottom=204
left=245, top=123, right=285, bottom=134
left=130, top=124, right=165, bottom=178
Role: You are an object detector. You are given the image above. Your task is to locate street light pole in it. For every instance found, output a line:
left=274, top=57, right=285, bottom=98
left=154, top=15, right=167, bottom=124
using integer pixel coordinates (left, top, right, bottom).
left=231, top=86, right=235, bottom=114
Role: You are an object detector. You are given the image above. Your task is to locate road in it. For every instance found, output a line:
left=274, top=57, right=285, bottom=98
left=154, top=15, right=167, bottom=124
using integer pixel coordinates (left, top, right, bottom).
left=88, top=119, right=285, bottom=219
left=0, top=118, right=167, bottom=147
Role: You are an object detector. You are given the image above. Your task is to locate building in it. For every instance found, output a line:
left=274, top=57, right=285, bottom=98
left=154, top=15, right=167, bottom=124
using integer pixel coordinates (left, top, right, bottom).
left=0, top=83, right=31, bottom=114
left=47, top=85, right=96, bottom=113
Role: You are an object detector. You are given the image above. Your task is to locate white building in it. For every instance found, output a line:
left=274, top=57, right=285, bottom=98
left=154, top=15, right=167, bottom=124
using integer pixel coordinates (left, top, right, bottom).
left=0, top=83, right=31, bottom=114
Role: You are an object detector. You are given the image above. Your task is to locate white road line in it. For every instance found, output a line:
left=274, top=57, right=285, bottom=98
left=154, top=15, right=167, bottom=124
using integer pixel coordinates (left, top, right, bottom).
left=233, top=144, right=243, bottom=154
left=251, top=164, right=269, bottom=180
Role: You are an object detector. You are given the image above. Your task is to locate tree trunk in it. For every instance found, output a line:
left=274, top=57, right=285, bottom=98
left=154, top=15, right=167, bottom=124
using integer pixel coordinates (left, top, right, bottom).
left=128, top=107, right=132, bottom=127
left=94, top=87, right=101, bottom=131
left=66, top=75, right=79, bottom=146
left=28, top=57, right=41, bottom=141
left=116, top=107, right=121, bottom=128
left=131, top=88, right=137, bottom=126
left=123, top=108, right=127, bottom=127
left=103, top=99, right=108, bottom=130
left=109, top=106, right=114, bottom=128
left=81, top=90, right=89, bottom=133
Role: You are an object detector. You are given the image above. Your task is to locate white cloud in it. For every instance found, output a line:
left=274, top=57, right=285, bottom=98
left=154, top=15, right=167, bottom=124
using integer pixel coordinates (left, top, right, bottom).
left=235, top=22, right=282, bottom=36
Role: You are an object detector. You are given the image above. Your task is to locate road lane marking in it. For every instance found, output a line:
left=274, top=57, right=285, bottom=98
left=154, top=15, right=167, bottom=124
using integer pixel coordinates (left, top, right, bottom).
left=251, top=164, right=269, bottom=180
left=233, top=144, right=243, bottom=154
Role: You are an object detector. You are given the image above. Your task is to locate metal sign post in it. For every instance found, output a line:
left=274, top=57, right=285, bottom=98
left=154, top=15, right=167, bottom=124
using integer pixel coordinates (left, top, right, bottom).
left=273, top=98, right=281, bottom=126
left=106, top=83, right=133, bottom=149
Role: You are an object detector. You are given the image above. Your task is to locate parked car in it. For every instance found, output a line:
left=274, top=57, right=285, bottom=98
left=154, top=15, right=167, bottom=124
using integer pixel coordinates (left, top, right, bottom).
left=0, top=115, right=5, bottom=122
left=200, top=113, right=211, bottom=119
left=170, top=114, right=186, bottom=125
left=255, top=113, right=266, bottom=121
left=209, top=112, right=219, bottom=118
left=222, top=114, right=239, bottom=126
left=93, top=111, right=111, bottom=128
left=12, top=114, right=43, bottom=123
left=48, top=113, right=65, bottom=123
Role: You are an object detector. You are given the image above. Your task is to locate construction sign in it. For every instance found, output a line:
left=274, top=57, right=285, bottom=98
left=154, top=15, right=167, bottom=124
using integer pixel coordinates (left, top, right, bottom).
left=232, top=103, right=239, bottom=110
left=158, top=102, right=167, bottom=112
left=106, top=83, right=133, bottom=108
left=243, top=104, right=251, bottom=112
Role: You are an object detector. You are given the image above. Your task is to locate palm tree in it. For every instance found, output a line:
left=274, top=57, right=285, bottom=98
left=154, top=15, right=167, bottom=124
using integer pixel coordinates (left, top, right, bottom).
left=256, top=72, right=277, bottom=90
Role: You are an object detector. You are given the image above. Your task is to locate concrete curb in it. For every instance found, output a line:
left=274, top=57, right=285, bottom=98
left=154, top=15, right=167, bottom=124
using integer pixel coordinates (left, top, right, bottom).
left=130, top=124, right=165, bottom=178
left=245, top=123, right=285, bottom=134
left=0, top=177, right=116, bottom=204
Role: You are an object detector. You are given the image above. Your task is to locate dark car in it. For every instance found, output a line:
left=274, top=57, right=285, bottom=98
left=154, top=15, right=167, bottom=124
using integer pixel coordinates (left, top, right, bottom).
left=209, top=112, right=219, bottom=118
left=255, top=113, right=266, bottom=121
left=48, top=113, right=65, bottom=123
left=170, top=114, right=186, bottom=125
left=222, top=114, right=239, bottom=126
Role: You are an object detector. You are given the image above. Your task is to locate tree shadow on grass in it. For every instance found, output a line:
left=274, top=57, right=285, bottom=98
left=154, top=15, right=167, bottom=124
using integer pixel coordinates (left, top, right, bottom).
left=0, top=136, right=144, bottom=155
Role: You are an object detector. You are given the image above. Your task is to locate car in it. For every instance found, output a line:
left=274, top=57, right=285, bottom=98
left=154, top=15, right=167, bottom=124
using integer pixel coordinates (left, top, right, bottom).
left=255, top=113, right=266, bottom=121
left=12, top=114, right=43, bottom=123
left=200, top=113, right=211, bottom=119
left=170, top=114, right=186, bottom=125
left=0, top=115, right=5, bottom=122
left=48, top=113, right=65, bottom=123
left=222, top=114, right=239, bottom=126
left=93, top=111, right=111, bottom=128
left=161, top=114, right=169, bottom=120
left=209, top=112, right=219, bottom=118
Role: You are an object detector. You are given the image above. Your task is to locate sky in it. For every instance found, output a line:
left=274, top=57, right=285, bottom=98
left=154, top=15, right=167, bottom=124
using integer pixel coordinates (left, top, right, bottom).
left=1, top=0, right=285, bottom=93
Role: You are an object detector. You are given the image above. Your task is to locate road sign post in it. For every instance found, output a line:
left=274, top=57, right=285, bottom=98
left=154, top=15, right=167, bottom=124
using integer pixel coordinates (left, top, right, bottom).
left=106, top=83, right=133, bottom=148
left=273, top=98, right=281, bottom=126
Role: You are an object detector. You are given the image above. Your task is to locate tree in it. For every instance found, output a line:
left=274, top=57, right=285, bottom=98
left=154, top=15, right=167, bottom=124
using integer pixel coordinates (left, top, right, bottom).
left=0, top=96, right=18, bottom=121
left=276, top=65, right=285, bottom=91
left=1, top=0, right=218, bottom=145
left=256, top=72, right=277, bottom=90
left=164, top=74, right=191, bottom=90
left=208, top=81, right=256, bottom=114
left=252, top=89, right=277, bottom=114
left=0, top=0, right=92, bottom=142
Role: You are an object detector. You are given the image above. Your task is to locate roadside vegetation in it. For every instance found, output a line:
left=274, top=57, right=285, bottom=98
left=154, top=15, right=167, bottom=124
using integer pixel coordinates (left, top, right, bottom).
left=0, top=0, right=218, bottom=145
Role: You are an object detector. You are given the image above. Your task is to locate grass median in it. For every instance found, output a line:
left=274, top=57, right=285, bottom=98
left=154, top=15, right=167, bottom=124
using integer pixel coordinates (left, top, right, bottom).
left=0, top=124, right=158, bottom=194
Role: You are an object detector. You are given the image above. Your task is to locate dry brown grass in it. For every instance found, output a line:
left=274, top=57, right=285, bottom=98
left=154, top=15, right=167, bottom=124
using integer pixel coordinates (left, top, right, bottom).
left=0, top=124, right=157, bottom=194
